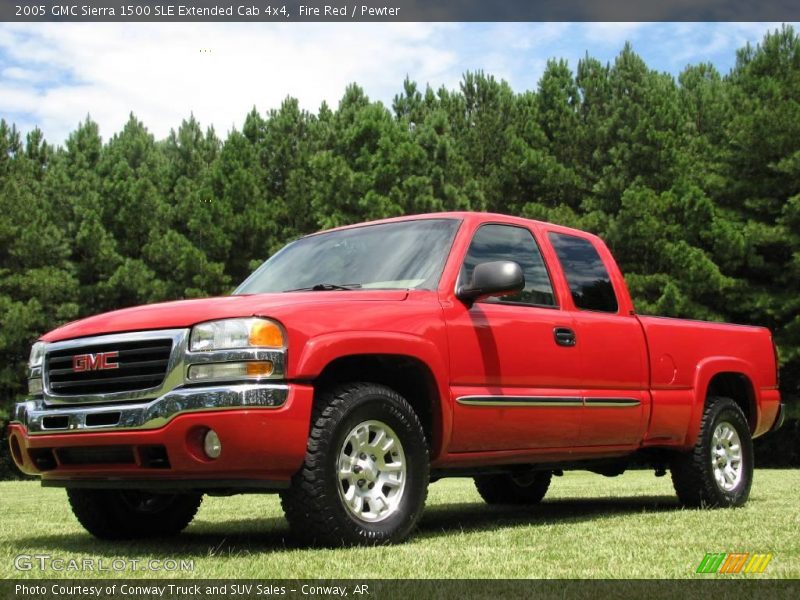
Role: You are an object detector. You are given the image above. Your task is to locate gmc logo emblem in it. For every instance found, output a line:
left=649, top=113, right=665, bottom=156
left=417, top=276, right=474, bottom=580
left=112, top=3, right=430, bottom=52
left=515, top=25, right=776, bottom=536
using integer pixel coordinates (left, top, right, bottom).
left=72, top=351, right=119, bottom=372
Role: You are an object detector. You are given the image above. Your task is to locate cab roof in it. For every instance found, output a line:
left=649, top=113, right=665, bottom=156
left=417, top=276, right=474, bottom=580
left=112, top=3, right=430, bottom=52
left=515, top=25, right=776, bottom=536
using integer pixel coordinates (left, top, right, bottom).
left=308, top=211, right=597, bottom=241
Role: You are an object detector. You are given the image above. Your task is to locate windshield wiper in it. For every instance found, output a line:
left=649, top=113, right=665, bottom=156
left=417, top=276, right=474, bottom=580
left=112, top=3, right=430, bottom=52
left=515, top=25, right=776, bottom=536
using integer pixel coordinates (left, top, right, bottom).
left=285, top=283, right=363, bottom=292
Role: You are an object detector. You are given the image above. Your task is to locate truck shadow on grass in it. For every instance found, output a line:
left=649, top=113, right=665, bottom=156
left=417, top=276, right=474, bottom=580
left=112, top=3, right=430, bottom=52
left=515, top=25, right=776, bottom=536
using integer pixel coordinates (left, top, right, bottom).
left=13, top=495, right=681, bottom=556
left=416, top=495, right=680, bottom=539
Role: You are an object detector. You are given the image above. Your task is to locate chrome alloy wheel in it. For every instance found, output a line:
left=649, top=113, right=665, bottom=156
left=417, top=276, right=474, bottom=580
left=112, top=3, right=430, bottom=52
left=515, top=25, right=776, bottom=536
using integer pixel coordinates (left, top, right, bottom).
left=711, top=421, right=743, bottom=492
left=337, top=420, right=407, bottom=523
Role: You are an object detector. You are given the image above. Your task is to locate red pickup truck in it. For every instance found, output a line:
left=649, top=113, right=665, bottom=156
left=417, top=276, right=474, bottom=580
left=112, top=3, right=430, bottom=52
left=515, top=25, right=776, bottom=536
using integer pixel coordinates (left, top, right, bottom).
left=8, top=212, right=784, bottom=546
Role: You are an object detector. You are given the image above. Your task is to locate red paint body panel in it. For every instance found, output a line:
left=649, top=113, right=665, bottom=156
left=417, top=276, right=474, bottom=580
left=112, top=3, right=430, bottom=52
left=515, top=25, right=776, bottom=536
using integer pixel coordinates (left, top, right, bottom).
left=15, top=211, right=782, bottom=484
left=40, top=291, right=409, bottom=343
left=444, top=299, right=584, bottom=452
left=638, top=316, right=779, bottom=445
left=449, top=386, right=583, bottom=451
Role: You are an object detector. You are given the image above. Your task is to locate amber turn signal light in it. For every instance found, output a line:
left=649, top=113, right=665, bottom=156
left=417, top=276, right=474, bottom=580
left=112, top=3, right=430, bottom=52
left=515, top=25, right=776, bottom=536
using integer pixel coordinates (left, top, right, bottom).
left=249, top=320, right=284, bottom=348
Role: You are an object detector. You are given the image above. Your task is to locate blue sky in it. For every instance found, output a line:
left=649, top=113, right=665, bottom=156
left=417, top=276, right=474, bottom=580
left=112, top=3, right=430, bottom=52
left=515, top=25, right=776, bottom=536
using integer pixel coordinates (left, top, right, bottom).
left=0, top=22, right=795, bottom=145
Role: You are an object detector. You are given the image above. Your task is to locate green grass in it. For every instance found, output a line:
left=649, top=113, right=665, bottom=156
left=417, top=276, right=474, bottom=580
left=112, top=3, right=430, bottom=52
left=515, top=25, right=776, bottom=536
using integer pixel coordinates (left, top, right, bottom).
left=1, top=470, right=798, bottom=579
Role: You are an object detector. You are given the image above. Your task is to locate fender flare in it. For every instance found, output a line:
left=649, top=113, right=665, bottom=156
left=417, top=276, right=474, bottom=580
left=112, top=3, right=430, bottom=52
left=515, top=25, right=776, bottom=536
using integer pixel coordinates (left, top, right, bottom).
left=293, top=330, right=452, bottom=458
left=684, top=357, right=759, bottom=447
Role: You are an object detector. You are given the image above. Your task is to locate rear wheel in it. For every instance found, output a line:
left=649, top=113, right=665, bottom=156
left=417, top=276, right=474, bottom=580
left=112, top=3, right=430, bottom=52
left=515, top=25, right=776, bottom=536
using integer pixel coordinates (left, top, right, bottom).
left=671, top=396, right=753, bottom=508
left=280, top=382, right=429, bottom=546
left=474, top=471, right=552, bottom=505
left=67, top=489, right=202, bottom=539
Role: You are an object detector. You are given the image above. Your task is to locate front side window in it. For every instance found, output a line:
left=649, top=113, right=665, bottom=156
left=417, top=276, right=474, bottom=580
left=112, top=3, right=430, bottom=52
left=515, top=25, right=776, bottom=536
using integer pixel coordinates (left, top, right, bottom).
left=460, top=224, right=556, bottom=307
left=549, top=232, right=618, bottom=313
left=235, top=219, right=460, bottom=294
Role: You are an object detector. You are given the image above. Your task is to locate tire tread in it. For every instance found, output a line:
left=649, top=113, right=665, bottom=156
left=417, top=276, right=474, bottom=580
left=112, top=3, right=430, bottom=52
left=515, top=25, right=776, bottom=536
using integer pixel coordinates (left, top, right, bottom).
left=280, top=382, right=429, bottom=546
left=671, top=396, right=753, bottom=508
left=67, top=489, right=202, bottom=540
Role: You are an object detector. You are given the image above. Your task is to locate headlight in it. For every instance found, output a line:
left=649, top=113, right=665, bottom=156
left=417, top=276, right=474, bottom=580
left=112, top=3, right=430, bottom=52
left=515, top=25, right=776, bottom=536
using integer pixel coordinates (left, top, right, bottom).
left=29, top=342, right=46, bottom=368
left=189, top=318, right=285, bottom=352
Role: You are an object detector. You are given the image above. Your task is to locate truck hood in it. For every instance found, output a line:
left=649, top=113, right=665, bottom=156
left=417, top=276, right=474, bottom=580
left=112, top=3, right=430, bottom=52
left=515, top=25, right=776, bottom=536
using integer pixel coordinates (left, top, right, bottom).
left=40, top=290, right=409, bottom=343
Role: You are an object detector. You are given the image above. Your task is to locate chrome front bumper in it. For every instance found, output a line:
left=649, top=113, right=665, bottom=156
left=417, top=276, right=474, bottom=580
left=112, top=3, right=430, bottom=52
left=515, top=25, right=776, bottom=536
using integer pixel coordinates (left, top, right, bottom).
left=12, top=383, right=289, bottom=435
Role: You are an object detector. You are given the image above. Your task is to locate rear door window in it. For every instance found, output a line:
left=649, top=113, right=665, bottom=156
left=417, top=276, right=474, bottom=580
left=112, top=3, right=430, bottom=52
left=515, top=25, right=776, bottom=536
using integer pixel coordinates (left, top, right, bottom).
left=548, top=233, right=618, bottom=313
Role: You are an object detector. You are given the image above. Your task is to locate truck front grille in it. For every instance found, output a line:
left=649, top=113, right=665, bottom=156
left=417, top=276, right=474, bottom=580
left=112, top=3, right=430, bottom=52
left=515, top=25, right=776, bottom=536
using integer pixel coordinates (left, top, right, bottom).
left=46, top=339, right=173, bottom=395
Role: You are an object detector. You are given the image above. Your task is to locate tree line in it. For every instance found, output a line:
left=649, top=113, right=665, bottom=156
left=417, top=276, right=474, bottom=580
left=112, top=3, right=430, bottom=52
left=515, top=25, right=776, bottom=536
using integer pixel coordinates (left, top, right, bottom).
left=1, top=26, right=798, bottom=428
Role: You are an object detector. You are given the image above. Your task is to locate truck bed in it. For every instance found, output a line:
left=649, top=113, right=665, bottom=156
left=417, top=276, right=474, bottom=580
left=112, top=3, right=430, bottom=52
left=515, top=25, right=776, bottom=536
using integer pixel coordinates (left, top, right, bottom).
left=638, top=315, right=780, bottom=443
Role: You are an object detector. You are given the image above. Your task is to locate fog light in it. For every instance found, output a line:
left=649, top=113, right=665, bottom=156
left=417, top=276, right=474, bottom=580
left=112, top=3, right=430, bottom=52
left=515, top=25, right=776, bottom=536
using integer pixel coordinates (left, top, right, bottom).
left=187, top=361, right=273, bottom=382
left=204, top=429, right=222, bottom=459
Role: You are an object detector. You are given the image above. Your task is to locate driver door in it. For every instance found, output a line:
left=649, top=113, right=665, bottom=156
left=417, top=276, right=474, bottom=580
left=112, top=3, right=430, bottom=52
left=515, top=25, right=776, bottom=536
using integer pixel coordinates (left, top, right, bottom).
left=443, top=223, right=584, bottom=451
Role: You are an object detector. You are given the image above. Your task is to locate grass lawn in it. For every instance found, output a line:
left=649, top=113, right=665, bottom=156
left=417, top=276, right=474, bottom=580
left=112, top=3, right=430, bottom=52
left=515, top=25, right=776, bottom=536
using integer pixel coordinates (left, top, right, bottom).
left=1, top=469, right=798, bottom=579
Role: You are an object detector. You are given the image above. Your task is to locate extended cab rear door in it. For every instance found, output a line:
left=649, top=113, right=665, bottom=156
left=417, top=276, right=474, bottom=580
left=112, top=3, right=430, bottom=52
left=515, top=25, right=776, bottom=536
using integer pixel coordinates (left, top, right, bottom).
left=544, top=230, right=650, bottom=447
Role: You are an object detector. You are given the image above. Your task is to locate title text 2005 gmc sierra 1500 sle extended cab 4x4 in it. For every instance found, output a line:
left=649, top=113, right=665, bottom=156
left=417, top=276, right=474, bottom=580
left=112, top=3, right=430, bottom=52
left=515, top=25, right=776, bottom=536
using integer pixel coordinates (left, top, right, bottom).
left=8, top=212, right=784, bottom=546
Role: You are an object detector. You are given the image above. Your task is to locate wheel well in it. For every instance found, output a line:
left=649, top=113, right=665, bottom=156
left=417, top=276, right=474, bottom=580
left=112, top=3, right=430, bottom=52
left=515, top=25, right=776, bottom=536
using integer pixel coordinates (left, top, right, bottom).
left=314, top=354, right=440, bottom=451
left=707, top=372, right=756, bottom=431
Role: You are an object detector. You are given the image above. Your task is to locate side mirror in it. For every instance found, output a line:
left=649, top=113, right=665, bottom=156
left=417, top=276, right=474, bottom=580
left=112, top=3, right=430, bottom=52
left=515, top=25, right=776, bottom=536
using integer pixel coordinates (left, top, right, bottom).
left=457, top=261, right=525, bottom=306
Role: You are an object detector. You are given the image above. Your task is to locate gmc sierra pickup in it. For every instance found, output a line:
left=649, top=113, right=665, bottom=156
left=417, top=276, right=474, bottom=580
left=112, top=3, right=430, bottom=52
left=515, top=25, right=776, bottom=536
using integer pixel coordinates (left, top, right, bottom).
left=8, top=212, right=784, bottom=546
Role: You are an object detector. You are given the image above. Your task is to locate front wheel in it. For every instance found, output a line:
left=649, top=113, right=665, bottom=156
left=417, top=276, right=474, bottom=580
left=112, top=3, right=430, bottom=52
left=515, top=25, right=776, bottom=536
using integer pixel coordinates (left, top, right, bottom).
left=671, top=396, right=753, bottom=508
left=280, top=383, right=429, bottom=546
left=67, top=489, right=202, bottom=539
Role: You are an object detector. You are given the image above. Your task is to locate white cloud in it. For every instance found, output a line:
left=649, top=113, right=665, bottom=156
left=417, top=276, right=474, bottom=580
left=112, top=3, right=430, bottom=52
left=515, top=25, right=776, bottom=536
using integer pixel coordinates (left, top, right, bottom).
left=581, top=22, right=648, bottom=45
left=644, top=22, right=793, bottom=70
left=489, top=22, right=571, bottom=51
left=2, top=66, right=50, bottom=83
left=0, top=22, right=795, bottom=145
left=0, top=22, right=460, bottom=143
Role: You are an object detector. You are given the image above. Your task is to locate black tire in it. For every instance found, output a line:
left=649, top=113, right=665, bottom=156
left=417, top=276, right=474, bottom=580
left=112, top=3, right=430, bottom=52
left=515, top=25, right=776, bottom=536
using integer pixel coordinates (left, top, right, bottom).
left=67, top=489, right=202, bottom=540
left=280, top=382, right=429, bottom=546
left=671, top=396, right=754, bottom=508
left=474, top=471, right=552, bottom=505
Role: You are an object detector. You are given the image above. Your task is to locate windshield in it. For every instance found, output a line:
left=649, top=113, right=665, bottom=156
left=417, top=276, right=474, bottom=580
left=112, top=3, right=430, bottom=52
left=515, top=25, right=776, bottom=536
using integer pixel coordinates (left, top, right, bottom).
left=234, top=219, right=461, bottom=294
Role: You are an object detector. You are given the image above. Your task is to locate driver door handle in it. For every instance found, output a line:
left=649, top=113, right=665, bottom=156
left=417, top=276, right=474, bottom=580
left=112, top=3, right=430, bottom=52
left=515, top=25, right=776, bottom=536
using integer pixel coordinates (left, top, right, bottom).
left=554, top=327, right=577, bottom=347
